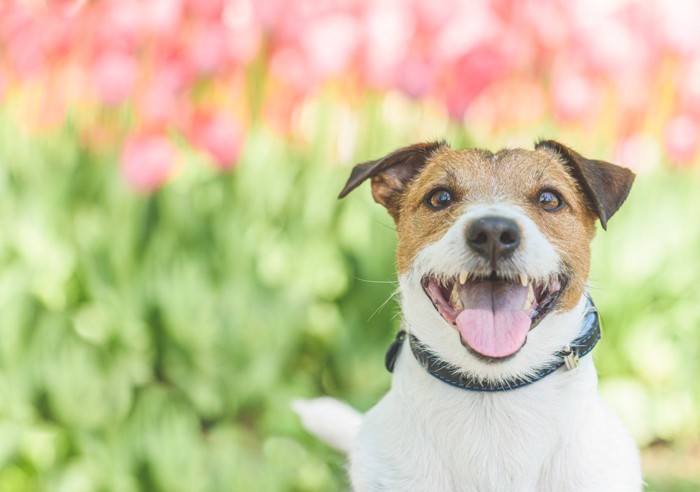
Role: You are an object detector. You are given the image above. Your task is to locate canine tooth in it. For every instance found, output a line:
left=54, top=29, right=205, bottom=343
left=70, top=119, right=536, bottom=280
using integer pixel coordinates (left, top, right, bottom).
left=519, top=273, right=528, bottom=287
left=523, top=284, right=535, bottom=309
left=459, top=271, right=468, bottom=284
left=450, top=284, right=463, bottom=309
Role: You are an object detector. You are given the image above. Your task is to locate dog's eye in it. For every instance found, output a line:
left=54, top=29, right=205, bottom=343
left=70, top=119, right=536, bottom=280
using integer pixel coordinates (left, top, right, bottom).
left=538, top=190, right=564, bottom=211
left=425, top=189, right=453, bottom=210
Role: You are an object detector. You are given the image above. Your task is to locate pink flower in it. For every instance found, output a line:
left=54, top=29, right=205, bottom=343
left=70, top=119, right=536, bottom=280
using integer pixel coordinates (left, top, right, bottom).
left=185, top=22, right=229, bottom=75
left=360, top=2, right=414, bottom=88
left=92, top=50, right=139, bottom=105
left=550, top=68, right=598, bottom=122
left=120, top=132, right=178, bottom=191
left=615, top=134, right=660, bottom=173
left=189, top=111, right=244, bottom=170
left=664, top=114, right=700, bottom=166
left=269, top=47, right=312, bottom=92
left=442, top=46, right=505, bottom=120
left=222, top=0, right=262, bottom=65
left=300, top=14, right=360, bottom=78
left=100, top=0, right=144, bottom=46
left=186, top=0, right=223, bottom=19
left=396, top=56, right=433, bottom=99
left=142, top=0, right=183, bottom=37
left=678, top=60, right=700, bottom=115
left=653, top=0, right=700, bottom=55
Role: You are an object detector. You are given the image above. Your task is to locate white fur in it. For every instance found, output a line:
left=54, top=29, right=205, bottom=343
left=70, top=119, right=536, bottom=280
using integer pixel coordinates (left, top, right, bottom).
left=405, top=203, right=568, bottom=382
left=297, top=201, right=642, bottom=491
left=410, top=203, right=560, bottom=286
left=292, top=397, right=361, bottom=453
left=350, top=337, right=641, bottom=491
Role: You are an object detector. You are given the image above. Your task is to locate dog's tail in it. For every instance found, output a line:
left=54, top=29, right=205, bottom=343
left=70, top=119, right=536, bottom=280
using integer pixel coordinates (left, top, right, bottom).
left=292, top=397, right=362, bottom=454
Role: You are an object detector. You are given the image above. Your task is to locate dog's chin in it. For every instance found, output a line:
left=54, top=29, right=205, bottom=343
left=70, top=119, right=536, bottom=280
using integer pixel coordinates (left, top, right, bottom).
left=419, top=271, right=568, bottom=362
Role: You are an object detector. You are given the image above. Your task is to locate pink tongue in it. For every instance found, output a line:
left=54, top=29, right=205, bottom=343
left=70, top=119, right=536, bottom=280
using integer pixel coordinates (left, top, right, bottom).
left=455, top=282, right=531, bottom=358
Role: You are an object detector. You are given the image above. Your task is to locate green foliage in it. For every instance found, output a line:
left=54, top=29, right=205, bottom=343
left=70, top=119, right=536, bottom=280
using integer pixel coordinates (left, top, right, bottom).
left=0, top=112, right=698, bottom=490
left=0, top=113, right=401, bottom=491
left=592, top=171, right=700, bottom=448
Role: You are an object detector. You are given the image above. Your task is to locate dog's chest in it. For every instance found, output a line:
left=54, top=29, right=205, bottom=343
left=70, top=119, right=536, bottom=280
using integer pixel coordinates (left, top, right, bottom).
left=351, top=354, right=596, bottom=492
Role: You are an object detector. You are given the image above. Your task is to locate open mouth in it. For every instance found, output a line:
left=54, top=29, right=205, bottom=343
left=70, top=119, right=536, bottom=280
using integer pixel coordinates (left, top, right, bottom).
left=422, top=271, right=565, bottom=360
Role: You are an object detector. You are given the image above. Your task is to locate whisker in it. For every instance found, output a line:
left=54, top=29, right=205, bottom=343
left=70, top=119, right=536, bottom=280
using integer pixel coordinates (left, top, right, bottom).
left=374, top=218, right=396, bottom=232
left=368, top=286, right=401, bottom=321
left=354, top=277, right=398, bottom=284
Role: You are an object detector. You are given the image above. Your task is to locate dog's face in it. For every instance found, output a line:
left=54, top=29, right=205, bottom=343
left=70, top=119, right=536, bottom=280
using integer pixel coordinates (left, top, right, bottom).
left=340, top=141, right=634, bottom=379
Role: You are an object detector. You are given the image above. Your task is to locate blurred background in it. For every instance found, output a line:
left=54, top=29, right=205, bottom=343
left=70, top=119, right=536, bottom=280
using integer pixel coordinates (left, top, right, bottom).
left=0, top=0, right=699, bottom=490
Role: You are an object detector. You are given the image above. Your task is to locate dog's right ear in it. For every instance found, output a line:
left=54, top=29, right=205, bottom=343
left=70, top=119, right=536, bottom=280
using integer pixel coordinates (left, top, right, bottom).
left=338, top=141, right=448, bottom=220
left=535, top=140, right=635, bottom=230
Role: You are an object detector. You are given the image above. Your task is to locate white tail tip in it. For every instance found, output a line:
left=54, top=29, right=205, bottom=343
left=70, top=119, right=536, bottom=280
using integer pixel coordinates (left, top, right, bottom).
left=292, top=397, right=362, bottom=454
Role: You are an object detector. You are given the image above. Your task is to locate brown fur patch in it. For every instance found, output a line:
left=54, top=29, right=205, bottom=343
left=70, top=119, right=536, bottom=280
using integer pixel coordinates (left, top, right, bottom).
left=394, top=146, right=600, bottom=312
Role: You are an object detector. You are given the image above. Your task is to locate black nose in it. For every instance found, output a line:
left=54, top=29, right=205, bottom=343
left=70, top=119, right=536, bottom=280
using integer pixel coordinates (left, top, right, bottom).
left=466, top=216, right=521, bottom=261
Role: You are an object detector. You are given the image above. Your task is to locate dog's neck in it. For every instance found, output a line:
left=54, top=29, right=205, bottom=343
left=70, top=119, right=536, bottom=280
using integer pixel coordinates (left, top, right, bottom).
left=388, top=295, right=600, bottom=392
left=391, top=294, right=600, bottom=408
left=398, top=288, right=591, bottom=385
left=387, top=331, right=602, bottom=489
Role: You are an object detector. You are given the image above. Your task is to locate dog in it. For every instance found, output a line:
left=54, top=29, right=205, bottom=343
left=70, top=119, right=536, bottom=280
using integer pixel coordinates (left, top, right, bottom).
left=294, top=140, right=642, bottom=491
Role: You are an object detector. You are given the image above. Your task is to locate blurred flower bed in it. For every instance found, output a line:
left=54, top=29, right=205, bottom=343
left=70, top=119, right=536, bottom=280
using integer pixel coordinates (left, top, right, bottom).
left=3, top=0, right=700, bottom=189
left=0, top=0, right=700, bottom=490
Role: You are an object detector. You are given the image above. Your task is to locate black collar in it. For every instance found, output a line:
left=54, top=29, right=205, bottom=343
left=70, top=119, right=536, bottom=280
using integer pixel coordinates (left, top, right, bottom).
left=385, top=297, right=601, bottom=392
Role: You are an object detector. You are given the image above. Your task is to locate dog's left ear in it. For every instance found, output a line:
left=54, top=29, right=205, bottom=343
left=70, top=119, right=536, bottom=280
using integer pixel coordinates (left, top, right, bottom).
left=338, top=141, right=448, bottom=220
left=535, top=140, right=635, bottom=230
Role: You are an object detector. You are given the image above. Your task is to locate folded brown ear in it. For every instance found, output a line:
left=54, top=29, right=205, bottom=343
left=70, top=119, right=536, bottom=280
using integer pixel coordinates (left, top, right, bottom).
left=338, top=141, right=448, bottom=220
left=535, top=140, right=635, bottom=230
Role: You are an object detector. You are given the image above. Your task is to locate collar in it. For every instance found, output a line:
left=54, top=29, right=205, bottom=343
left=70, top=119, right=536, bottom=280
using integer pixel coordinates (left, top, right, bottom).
left=385, top=296, right=601, bottom=392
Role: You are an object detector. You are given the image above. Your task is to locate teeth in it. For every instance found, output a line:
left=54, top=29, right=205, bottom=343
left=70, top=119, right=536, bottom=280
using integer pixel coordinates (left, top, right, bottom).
left=450, top=284, right=464, bottom=310
left=459, top=271, right=468, bottom=284
left=519, top=273, right=529, bottom=287
left=523, top=284, right=536, bottom=310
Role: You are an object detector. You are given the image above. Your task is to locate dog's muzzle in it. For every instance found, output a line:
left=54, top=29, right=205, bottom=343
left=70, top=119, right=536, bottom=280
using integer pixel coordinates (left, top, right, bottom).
left=466, top=216, right=521, bottom=264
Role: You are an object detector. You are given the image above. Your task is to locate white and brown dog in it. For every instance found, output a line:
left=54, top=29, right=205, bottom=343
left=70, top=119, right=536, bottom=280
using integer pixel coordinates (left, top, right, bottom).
left=295, top=140, right=642, bottom=491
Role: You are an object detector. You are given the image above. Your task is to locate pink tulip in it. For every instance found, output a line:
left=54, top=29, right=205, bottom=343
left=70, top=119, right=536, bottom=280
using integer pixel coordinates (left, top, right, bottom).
left=185, top=22, right=229, bottom=75
left=250, top=0, right=291, bottom=30
left=574, top=16, right=647, bottom=77
left=92, top=50, right=139, bottom=105
left=53, top=0, right=88, bottom=17
left=120, top=132, right=178, bottom=191
left=269, top=47, right=312, bottom=92
left=222, top=0, right=262, bottom=65
left=664, top=114, right=700, bottom=166
left=138, top=85, right=180, bottom=127
left=396, top=56, right=433, bottom=99
left=189, top=111, right=244, bottom=170
left=4, top=8, right=47, bottom=76
left=300, top=14, right=360, bottom=78
left=186, top=0, right=224, bottom=19
left=522, top=0, right=569, bottom=50
left=0, top=0, right=699, bottom=171
left=100, top=0, right=144, bottom=46
left=361, top=2, right=414, bottom=88
left=134, top=51, right=194, bottom=125
left=550, top=68, right=597, bottom=122
left=678, top=60, right=700, bottom=115
left=443, top=47, right=505, bottom=119
left=654, top=0, right=700, bottom=55
left=615, top=134, right=660, bottom=173
left=433, top=3, right=499, bottom=64
left=142, top=0, right=183, bottom=37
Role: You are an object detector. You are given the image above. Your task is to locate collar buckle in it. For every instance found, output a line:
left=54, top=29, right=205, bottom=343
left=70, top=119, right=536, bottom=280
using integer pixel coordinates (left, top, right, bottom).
left=562, top=345, right=579, bottom=371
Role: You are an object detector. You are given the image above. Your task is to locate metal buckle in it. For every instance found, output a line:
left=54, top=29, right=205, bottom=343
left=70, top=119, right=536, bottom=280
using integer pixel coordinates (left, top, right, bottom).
left=563, top=345, right=579, bottom=371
